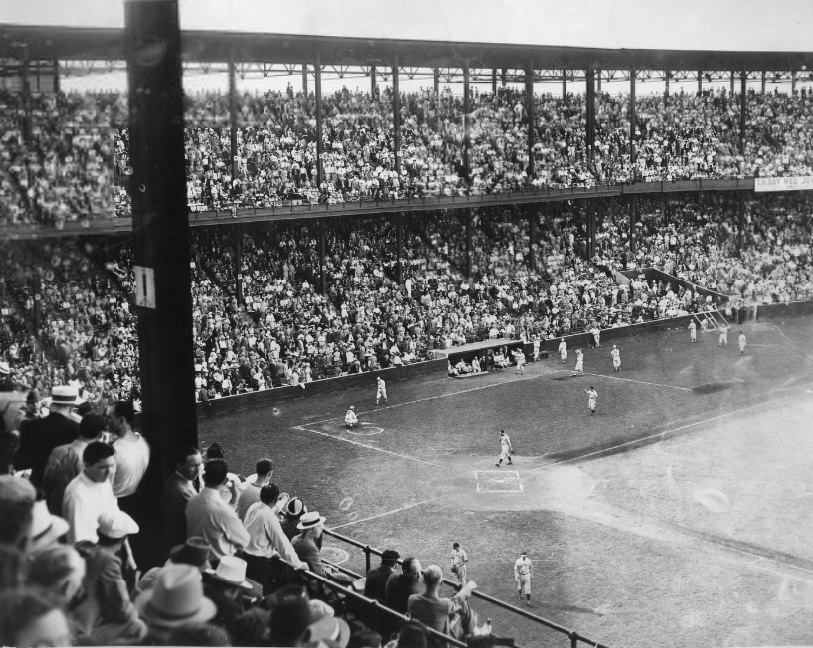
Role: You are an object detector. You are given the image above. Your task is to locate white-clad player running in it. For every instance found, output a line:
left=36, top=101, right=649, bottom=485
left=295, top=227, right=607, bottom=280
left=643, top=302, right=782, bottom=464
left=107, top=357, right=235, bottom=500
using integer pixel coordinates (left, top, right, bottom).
left=376, top=376, right=388, bottom=405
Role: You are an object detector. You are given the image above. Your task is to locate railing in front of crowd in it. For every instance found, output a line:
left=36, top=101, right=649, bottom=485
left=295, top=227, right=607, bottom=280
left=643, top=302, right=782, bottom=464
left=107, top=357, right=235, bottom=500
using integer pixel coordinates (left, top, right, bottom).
left=324, top=528, right=611, bottom=648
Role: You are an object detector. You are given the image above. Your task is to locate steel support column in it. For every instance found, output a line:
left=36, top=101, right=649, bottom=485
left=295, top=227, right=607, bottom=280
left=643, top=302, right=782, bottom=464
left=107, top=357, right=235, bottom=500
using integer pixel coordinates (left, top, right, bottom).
left=53, top=60, right=60, bottom=94
left=526, top=62, right=535, bottom=180
left=596, top=68, right=601, bottom=92
left=585, top=66, right=595, bottom=162
left=21, top=47, right=31, bottom=140
left=697, top=69, right=703, bottom=94
left=319, top=219, right=327, bottom=294
left=501, top=68, right=507, bottom=86
left=396, top=213, right=404, bottom=286
left=664, top=70, right=670, bottom=100
left=562, top=69, right=567, bottom=97
left=730, top=70, right=735, bottom=95
left=492, top=69, right=497, bottom=95
left=761, top=70, right=766, bottom=94
left=586, top=201, right=596, bottom=260
left=463, top=64, right=470, bottom=189
left=465, top=211, right=472, bottom=278
left=433, top=68, right=440, bottom=95
left=392, top=58, right=401, bottom=176
left=228, top=58, right=238, bottom=178
left=737, top=193, right=744, bottom=255
left=629, top=70, right=637, bottom=168
left=528, top=206, right=537, bottom=271
left=629, top=195, right=638, bottom=256
left=301, top=63, right=308, bottom=94
left=314, top=52, right=323, bottom=189
left=370, top=65, right=376, bottom=96
left=234, top=225, right=243, bottom=305
left=739, top=71, right=747, bottom=156
left=125, top=0, right=197, bottom=566
left=792, top=70, right=797, bottom=95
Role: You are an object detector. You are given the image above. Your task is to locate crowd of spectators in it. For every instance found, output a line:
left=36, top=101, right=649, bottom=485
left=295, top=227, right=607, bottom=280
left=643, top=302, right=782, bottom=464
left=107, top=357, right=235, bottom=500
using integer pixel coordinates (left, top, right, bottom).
left=1, top=192, right=812, bottom=403
left=7, top=86, right=813, bottom=225
left=0, top=415, right=501, bottom=647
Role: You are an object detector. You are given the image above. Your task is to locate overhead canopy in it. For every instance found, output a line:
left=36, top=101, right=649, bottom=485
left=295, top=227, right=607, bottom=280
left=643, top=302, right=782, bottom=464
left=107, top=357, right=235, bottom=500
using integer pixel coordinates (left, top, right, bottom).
left=2, top=24, right=813, bottom=71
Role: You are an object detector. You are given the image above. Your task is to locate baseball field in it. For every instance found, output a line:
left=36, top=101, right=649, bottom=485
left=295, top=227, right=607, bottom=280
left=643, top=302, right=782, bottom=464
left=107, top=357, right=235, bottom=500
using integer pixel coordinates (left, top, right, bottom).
left=200, top=313, right=813, bottom=648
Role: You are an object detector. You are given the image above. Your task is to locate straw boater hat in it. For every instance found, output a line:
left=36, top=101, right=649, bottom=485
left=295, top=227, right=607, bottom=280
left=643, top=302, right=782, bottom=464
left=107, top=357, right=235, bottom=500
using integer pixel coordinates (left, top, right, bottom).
left=28, top=500, right=70, bottom=554
left=297, top=511, right=327, bottom=531
left=0, top=361, right=10, bottom=375
left=135, top=564, right=217, bottom=629
left=50, top=385, right=79, bottom=406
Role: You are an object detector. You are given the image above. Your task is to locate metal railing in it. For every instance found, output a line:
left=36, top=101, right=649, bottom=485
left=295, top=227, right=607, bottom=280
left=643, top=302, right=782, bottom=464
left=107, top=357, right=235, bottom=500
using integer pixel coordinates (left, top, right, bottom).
left=325, top=528, right=611, bottom=648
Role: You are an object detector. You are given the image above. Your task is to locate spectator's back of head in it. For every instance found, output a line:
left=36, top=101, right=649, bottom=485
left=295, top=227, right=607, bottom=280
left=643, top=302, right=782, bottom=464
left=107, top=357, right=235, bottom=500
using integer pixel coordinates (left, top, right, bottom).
left=422, top=564, right=443, bottom=588
left=203, top=459, right=228, bottom=487
left=78, top=412, right=106, bottom=440
left=0, top=587, right=71, bottom=648
left=112, top=400, right=135, bottom=425
left=256, top=458, right=273, bottom=477
left=0, top=475, right=36, bottom=551
left=28, top=544, right=86, bottom=606
left=167, top=623, right=232, bottom=646
left=82, top=440, right=114, bottom=466
left=0, top=545, right=26, bottom=590
left=268, top=585, right=313, bottom=646
left=396, top=620, right=428, bottom=647
left=260, top=483, right=280, bottom=505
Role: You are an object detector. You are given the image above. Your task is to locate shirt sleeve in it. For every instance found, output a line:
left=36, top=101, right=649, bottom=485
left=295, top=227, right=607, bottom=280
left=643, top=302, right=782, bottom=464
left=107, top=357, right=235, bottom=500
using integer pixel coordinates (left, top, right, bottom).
left=64, top=491, right=98, bottom=544
left=267, top=514, right=305, bottom=569
left=223, top=508, right=251, bottom=549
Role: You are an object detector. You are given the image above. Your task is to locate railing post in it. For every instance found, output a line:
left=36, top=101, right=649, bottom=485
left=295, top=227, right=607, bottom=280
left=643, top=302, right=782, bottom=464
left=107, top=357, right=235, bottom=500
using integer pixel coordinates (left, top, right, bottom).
left=364, top=545, right=371, bottom=574
left=569, top=631, right=579, bottom=648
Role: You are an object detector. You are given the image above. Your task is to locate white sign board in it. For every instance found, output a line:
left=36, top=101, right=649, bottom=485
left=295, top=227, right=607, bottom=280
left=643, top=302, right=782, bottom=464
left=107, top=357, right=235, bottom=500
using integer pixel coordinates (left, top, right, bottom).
left=133, top=265, right=156, bottom=309
left=754, top=176, right=813, bottom=192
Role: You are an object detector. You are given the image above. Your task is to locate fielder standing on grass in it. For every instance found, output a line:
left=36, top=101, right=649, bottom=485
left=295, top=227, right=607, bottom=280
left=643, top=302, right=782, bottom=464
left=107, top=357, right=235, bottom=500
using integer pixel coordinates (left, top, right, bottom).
left=585, top=386, right=598, bottom=414
left=450, top=542, right=468, bottom=586
left=514, top=550, right=533, bottom=606
left=738, top=331, right=747, bottom=354
left=495, top=430, right=514, bottom=467
left=559, top=338, right=567, bottom=364
left=688, top=319, right=697, bottom=343
left=573, top=348, right=584, bottom=376
left=718, top=324, right=729, bottom=347
left=376, top=376, right=388, bottom=405
left=611, top=345, right=621, bottom=372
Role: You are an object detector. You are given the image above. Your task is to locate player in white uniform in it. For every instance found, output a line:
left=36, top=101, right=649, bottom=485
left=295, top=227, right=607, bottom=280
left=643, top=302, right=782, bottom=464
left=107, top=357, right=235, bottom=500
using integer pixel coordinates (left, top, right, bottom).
left=688, top=320, right=697, bottom=343
left=376, top=376, right=388, bottom=405
left=573, top=348, right=584, bottom=376
left=344, top=406, right=358, bottom=429
left=514, top=550, right=533, bottom=606
left=558, top=338, right=567, bottom=364
left=449, top=542, right=469, bottom=585
left=514, top=348, right=526, bottom=374
left=590, top=326, right=601, bottom=348
left=718, top=325, right=728, bottom=347
left=610, top=345, right=621, bottom=372
left=532, top=336, right=541, bottom=362
left=585, top=387, right=598, bottom=414
left=738, top=331, right=746, bottom=354
left=495, top=430, right=513, bottom=467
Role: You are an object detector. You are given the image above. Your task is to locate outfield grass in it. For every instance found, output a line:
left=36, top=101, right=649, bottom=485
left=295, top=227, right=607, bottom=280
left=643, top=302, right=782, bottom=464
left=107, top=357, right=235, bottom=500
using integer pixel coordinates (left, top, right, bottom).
left=200, top=315, right=813, bottom=648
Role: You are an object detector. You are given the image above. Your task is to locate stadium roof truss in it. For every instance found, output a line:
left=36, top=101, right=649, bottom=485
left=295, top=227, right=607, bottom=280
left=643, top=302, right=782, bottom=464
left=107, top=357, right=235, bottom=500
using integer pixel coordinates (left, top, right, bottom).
left=3, top=24, right=813, bottom=76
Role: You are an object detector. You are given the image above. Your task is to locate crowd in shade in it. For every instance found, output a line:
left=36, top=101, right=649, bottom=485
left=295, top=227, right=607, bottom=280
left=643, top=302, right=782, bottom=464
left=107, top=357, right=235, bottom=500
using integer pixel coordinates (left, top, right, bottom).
left=6, top=86, right=813, bottom=225
left=0, top=418, right=506, bottom=647
left=1, top=193, right=812, bottom=405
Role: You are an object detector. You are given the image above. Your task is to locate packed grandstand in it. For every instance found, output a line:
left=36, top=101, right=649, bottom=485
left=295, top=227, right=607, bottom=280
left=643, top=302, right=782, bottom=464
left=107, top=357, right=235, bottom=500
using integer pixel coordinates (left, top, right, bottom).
left=2, top=11, right=813, bottom=648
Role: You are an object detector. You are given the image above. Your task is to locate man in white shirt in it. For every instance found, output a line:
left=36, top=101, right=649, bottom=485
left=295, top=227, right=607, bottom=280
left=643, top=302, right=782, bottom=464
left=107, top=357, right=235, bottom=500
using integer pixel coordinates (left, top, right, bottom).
left=186, top=459, right=249, bottom=563
left=62, top=442, right=119, bottom=543
left=236, top=458, right=274, bottom=521
left=241, top=483, right=305, bottom=593
left=108, top=401, right=150, bottom=504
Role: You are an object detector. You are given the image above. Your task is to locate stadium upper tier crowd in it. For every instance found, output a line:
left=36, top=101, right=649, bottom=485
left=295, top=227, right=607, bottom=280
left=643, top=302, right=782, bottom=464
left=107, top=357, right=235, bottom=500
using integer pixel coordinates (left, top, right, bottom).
left=6, top=86, right=813, bottom=225
left=1, top=193, right=812, bottom=405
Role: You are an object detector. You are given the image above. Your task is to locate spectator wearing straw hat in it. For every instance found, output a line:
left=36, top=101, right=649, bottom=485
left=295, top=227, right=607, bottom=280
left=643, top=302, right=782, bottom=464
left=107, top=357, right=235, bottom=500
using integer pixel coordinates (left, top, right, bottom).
left=292, top=510, right=331, bottom=578
left=134, top=563, right=218, bottom=644
left=27, top=498, right=70, bottom=556
left=72, top=510, right=147, bottom=644
left=135, top=536, right=212, bottom=595
left=203, top=555, right=263, bottom=632
left=17, top=385, right=80, bottom=488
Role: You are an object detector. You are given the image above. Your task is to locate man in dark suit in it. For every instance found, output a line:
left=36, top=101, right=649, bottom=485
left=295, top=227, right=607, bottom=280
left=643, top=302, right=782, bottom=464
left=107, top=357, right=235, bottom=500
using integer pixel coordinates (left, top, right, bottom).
left=291, top=511, right=328, bottom=577
left=363, top=549, right=400, bottom=634
left=160, top=446, right=203, bottom=553
left=17, top=385, right=80, bottom=488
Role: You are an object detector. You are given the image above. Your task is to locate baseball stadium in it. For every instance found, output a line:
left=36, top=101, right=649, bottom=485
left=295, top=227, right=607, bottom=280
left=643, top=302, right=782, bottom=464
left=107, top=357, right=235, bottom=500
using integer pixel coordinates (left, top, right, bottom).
left=1, top=2, right=813, bottom=647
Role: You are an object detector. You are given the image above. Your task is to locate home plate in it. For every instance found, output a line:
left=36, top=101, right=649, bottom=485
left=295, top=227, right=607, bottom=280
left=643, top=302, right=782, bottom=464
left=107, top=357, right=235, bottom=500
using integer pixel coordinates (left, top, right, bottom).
left=475, top=470, right=523, bottom=493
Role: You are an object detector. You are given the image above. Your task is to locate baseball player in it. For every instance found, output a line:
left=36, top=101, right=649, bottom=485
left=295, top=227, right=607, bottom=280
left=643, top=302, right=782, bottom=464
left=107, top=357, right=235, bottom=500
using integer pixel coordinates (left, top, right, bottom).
left=344, top=405, right=358, bottom=430
left=573, top=348, right=584, bottom=376
left=449, top=542, right=469, bottom=585
left=514, top=550, right=533, bottom=606
left=688, top=319, right=697, bottom=343
left=585, top=386, right=598, bottom=414
left=718, top=325, right=728, bottom=347
left=558, top=338, right=567, bottom=364
left=590, top=325, right=601, bottom=348
left=610, top=345, right=621, bottom=372
left=738, top=331, right=746, bottom=354
left=376, top=376, right=388, bottom=405
left=532, top=336, right=541, bottom=362
left=495, top=430, right=514, bottom=467
left=514, top=348, right=526, bottom=375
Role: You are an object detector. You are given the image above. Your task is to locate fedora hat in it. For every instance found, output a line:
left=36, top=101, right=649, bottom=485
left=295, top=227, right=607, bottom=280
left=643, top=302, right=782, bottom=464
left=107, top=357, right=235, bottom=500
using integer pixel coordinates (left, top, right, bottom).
left=302, top=615, right=351, bottom=648
left=135, top=564, right=217, bottom=629
left=297, top=511, right=326, bottom=531
left=50, top=385, right=78, bottom=405
left=169, top=537, right=211, bottom=570
left=28, top=500, right=69, bottom=554
left=204, top=556, right=253, bottom=591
